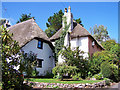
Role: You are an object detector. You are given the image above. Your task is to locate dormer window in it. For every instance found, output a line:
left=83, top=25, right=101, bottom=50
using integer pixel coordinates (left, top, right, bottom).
left=92, top=41, right=95, bottom=47
left=37, top=40, right=43, bottom=49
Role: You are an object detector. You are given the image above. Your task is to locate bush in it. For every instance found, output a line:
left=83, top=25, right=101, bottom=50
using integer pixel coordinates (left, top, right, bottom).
left=101, top=61, right=119, bottom=82
left=72, top=73, right=83, bottom=81
left=104, top=78, right=110, bottom=85
left=101, top=61, right=112, bottom=78
left=32, top=68, right=39, bottom=77
left=93, top=73, right=103, bottom=80
left=110, top=64, right=119, bottom=82
left=54, top=75, right=62, bottom=80
left=52, top=63, right=78, bottom=80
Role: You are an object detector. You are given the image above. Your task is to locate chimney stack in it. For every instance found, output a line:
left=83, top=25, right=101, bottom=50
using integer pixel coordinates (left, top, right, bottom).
left=68, top=6, right=71, bottom=12
left=64, top=8, right=67, bottom=15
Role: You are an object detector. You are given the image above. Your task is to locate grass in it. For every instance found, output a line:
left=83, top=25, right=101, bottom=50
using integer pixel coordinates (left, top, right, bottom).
left=25, top=78, right=103, bottom=84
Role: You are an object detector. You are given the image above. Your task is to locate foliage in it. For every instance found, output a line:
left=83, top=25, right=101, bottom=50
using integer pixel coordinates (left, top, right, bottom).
left=32, top=68, right=39, bottom=77
left=16, top=13, right=35, bottom=23
left=72, top=73, right=83, bottom=81
left=45, top=10, right=64, bottom=37
left=20, top=51, right=37, bottom=78
left=89, top=50, right=116, bottom=76
left=52, top=62, right=78, bottom=80
left=101, top=61, right=119, bottom=82
left=90, top=25, right=110, bottom=43
left=103, top=78, right=110, bottom=85
left=45, top=10, right=84, bottom=38
left=61, top=47, right=89, bottom=78
left=89, top=39, right=119, bottom=82
left=54, top=17, right=70, bottom=61
left=93, top=73, right=103, bottom=80
left=88, top=71, right=93, bottom=78
left=45, top=27, right=57, bottom=38
left=101, top=40, right=119, bottom=65
left=1, top=25, right=24, bottom=89
left=109, top=64, right=119, bottom=82
left=74, top=18, right=84, bottom=27
left=101, top=61, right=112, bottom=78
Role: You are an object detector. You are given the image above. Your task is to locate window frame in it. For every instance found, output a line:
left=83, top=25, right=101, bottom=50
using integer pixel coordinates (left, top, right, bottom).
left=37, top=59, right=43, bottom=68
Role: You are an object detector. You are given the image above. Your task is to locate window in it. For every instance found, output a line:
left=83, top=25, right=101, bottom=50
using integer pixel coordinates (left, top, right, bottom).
left=37, top=40, right=43, bottom=49
left=92, top=41, right=95, bottom=47
left=37, top=59, right=43, bottom=68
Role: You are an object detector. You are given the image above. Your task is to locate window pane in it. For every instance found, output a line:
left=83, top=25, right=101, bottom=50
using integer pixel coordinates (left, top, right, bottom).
left=37, top=59, right=43, bottom=68
left=37, top=40, right=43, bottom=49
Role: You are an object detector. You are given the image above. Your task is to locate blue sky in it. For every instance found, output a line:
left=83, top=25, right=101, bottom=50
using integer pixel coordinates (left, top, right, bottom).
left=2, top=2, right=118, bottom=42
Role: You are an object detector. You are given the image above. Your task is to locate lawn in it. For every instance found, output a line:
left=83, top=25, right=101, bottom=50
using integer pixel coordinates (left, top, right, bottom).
left=25, top=78, right=103, bottom=84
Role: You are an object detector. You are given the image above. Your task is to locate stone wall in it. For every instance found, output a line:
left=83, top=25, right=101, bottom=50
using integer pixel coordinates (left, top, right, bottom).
left=28, top=80, right=111, bottom=88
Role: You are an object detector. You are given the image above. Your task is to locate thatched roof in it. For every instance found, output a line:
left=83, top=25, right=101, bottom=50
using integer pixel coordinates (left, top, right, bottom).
left=50, top=21, right=104, bottom=49
left=8, top=19, right=50, bottom=47
left=50, top=22, right=91, bottom=40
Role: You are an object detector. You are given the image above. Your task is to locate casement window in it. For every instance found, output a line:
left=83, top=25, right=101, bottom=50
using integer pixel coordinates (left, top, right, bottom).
left=37, top=59, right=43, bottom=68
left=37, top=40, right=43, bottom=49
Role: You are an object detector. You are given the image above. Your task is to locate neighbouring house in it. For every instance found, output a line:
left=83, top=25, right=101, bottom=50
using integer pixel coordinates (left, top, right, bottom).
left=8, top=19, right=55, bottom=76
left=50, top=6, right=104, bottom=63
left=7, top=6, right=104, bottom=76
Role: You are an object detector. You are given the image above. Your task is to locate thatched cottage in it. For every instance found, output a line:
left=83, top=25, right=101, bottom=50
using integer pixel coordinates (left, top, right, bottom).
left=50, top=6, right=104, bottom=63
left=8, top=19, right=55, bottom=76
left=8, top=6, right=104, bottom=76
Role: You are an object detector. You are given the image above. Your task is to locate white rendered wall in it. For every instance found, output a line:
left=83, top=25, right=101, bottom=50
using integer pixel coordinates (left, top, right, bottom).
left=58, top=37, right=89, bottom=63
left=70, top=37, right=89, bottom=58
left=22, top=39, right=55, bottom=76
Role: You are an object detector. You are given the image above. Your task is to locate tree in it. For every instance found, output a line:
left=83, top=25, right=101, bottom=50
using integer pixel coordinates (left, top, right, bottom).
left=61, top=47, right=89, bottom=79
left=90, top=25, right=110, bottom=43
left=45, top=27, right=56, bottom=38
left=45, top=10, right=64, bottom=38
left=74, top=18, right=84, bottom=27
left=101, top=40, right=119, bottom=65
left=20, top=51, right=38, bottom=83
left=45, top=10, right=84, bottom=38
left=16, top=13, right=35, bottom=23
left=1, top=25, right=24, bottom=89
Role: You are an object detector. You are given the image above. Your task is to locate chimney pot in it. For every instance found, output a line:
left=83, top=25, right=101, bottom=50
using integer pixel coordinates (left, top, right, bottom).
left=64, top=8, right=67, bottom=13
left=68, top=6, right=71, bottom=12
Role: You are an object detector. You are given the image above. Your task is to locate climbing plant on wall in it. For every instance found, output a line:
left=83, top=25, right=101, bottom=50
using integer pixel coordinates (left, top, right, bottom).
left=54, top=17, right=70, bottom=61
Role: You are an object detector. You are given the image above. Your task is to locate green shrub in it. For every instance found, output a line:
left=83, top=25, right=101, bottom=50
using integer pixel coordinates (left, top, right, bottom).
left=52, top=63, right=78, bottom=80
left=101, top=61, right=112, bottom=78
left=93, top=73, right=103, bottom=80
left=72, top=73, right=83, bottom=81
left=32, top=68, right=39, bottom=77
left=101, top=62, right=119, bottom=82
left=104, top=78, right=110, bottom=85
left=110, top=64, right=119, bottom=82
left=88, top=71, right=92, bottom=78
